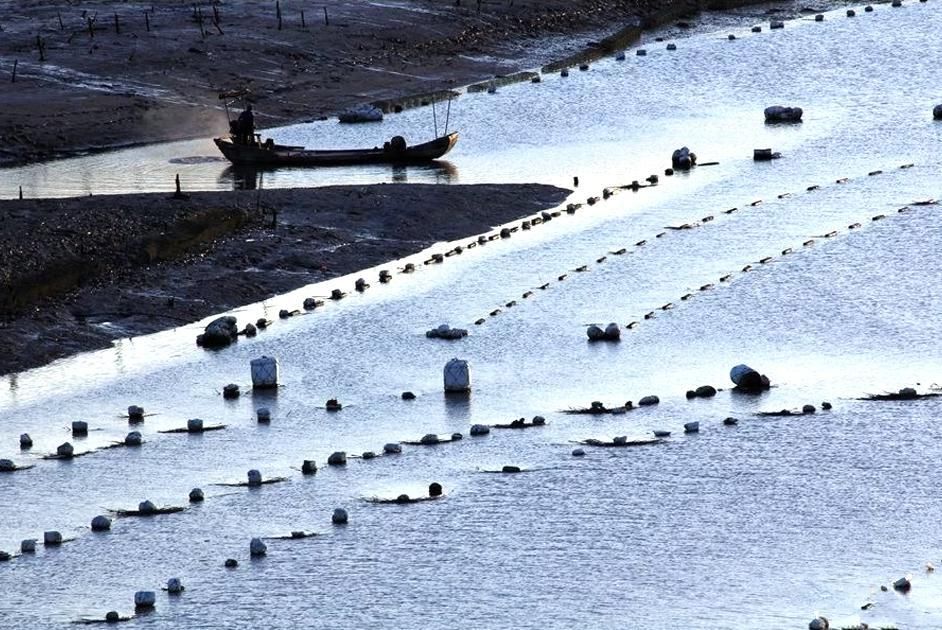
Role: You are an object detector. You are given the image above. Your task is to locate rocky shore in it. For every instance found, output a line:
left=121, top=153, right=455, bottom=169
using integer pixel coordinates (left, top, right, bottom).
left=0, top=183, right=569, bottom=375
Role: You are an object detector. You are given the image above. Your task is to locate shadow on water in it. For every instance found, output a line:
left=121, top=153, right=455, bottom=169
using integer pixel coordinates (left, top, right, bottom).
left=219, top=160, right=459, bottom=190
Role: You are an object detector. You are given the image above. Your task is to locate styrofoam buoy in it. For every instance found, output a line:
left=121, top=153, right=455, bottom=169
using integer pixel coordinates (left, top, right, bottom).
left=636, top=48, right=647, bottom=56
left=684, top=422, right=700, bottom=433
left=247, top=469, right=262, bottom=487
left=383, top=443, right=402, bottom=454
left=250, top=356, right=279, bottom=390
left=815, top=13, right=824, bottom=21
left=125, top=431, right=142, bottom=446
left=249, top=537, right=267, bottom=557
left=105, top=612, right=120, bottom=623
left=256, top=408, right=271, bottom=423
left=802, top=404, right=817, bottom=414
left=19, top=433, right=32, bottom=449
left=769, top=20, right=784, bottom=29
left=808, top=618, right=828, bottom=630
left=128, top=405, right=144, bottom=421
left=44, top=531, right=62, bottom=546
left=21, top=539, right=36, bottom=553
left=91, top=515, right=112, bottom=532
left=223, top=384, right=240, bottom=399
left=362, top=451, right=376, bottom=460
left=572, top=448, right=586, bottom=457
left=420, top=434, right=440, bottom=445
left=224, top=558, right=238, bottom=568
left=0, top=459, right=15, bottom=472
left=57, top=442, right=74, bottom=458
left=638, top=395, right=660, bottom=406
left=138, top=500, right=157, bottom=514
left=186, top=418, right=204, bottom=433
left=166, top=578, right=184, bottom=594
left=587, top=325, right=605, bottom=341
left=72, top=421, right=88, bottom=437
left=327, top=451, right=347, bottom=466
left=332, top=508, right=348, bottom=525
left=654, top=430, right=671, bottom=437
left=666, top=42, right=677, bottom=50
left=189, top=488, right=204, bottom=502
left=401, top=391, right=416, bottom=400
left=301, top=460, right=318, bottom=474
left=470, top=424, right=490, bottom=436
left=134, top=591, right=156, bottom=609
left=443, top=358, right=471, bottom=393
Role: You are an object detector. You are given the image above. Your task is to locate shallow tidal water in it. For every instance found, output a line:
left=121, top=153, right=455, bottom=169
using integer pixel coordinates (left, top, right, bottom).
left=3, top=3, right=942, bottom=628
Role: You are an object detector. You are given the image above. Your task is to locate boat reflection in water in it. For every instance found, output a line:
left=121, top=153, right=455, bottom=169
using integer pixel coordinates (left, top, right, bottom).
left=221, top=160, right=459, bottom=190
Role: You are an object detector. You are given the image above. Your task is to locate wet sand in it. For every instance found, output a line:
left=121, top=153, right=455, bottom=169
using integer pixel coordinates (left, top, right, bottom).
left=0, top=183, right=569, bottom=375
left=0, top=0, right=820, bottom=167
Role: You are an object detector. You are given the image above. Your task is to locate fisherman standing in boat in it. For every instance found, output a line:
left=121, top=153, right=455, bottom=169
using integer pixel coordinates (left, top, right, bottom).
left=237, top=104, right=255, bottom=145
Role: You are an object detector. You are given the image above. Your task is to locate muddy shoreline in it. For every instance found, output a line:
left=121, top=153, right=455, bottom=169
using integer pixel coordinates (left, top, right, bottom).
left=0, top=0, right=829, bottom=169
left=0, top=183, right=569, bottom=375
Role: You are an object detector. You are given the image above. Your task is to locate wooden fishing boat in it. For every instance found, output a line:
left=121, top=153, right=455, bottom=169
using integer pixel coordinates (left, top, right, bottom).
left=214, top=132, right=459, bottom=167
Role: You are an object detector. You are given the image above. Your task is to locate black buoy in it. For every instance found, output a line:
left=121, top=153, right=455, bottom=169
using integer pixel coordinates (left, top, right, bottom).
left=428, top=482, right=443, bottom=497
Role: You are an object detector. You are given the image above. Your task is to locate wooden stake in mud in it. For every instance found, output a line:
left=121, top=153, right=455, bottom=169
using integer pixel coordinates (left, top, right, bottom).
left=36, top=35, right=46, bottom=62
left=323, top=7, right=329, bottom=26
left=175, top=174, right=182, bottom=196
left=11, top=59, right=17, bottom=83
left=87, top=16, right=95, bottom=39
left=114, top=13, right=120, bottom=35
left=213, top=5, right=220, bottom=25
left=301, top=10, right=306, bottom=28
left=276, top=1, right=282, bottom=30
left=57, top=11, right=64, bottom=30
left=145, top=11, right=150, bottom=32
left=19, top=186, right=23, bottom=200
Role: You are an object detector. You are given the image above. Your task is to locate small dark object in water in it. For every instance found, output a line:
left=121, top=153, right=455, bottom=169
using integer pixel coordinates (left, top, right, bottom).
left=751, top=25, right=761, bottom=32
left=822, top=401, right=833, bottom=410
left=256, top=318, right=269, bottom=329
left=665, top=168, right=674, bottom=176
left=401, top=391, right=416, bottom=400
left=636, top=240, right=647, bottom=247
left=330, top=289, right=345, bottom=300
left=861, top=387, right=940, bottom=401
left=730, top=364, right=772, bottom=392
left=326, top=398, right=342, bottom=411
left=671, top=146, right=697, bottom=171
left=225, top=558, right=238, bottom=568
left=723, top=417, right=739, bottom=426
left=475, top=318, right=486, bottom=325
left=429, top=482, right=443, bottom=497
left=753, top=148, right=781, bottom=161
left=501, top=465, right=523, bottom=473
left=807, top=185, right=820, bottom=191
left=223, top=384, right=240, bottom=399
left=301, top=460, right=318, bottom=475
left=802, top=404, right=816, bottom=414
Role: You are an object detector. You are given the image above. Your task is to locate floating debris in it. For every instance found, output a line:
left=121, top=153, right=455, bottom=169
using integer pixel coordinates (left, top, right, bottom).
left=756, top=407, right=818, bottom=417
left=0, top=459, right=33, bottom=472
left=860, top=387, right=940, bottom=401
left=562, top=402, right=631, bottom=415
left=159, top=419, right=226, bottom=434
left=723, top=417, right=739, bottom=426
left=578, top=436, right=661, bottom=448
left=111, top=501, right=185, bottom=517
left=492, top=416, right=548, bottom=428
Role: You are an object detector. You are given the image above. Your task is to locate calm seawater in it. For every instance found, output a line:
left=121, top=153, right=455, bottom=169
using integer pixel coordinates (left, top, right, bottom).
left=3, top=3, right=942, bottom=628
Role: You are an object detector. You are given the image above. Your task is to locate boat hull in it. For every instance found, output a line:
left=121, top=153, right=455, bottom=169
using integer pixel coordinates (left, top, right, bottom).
left=214, top=132, right=458, bottom=167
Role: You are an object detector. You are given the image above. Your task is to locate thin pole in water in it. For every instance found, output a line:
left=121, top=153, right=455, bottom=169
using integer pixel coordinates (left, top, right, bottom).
left=444, top=97, right=452, bottom=135
left=432, top=100, right=438, bottom=138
